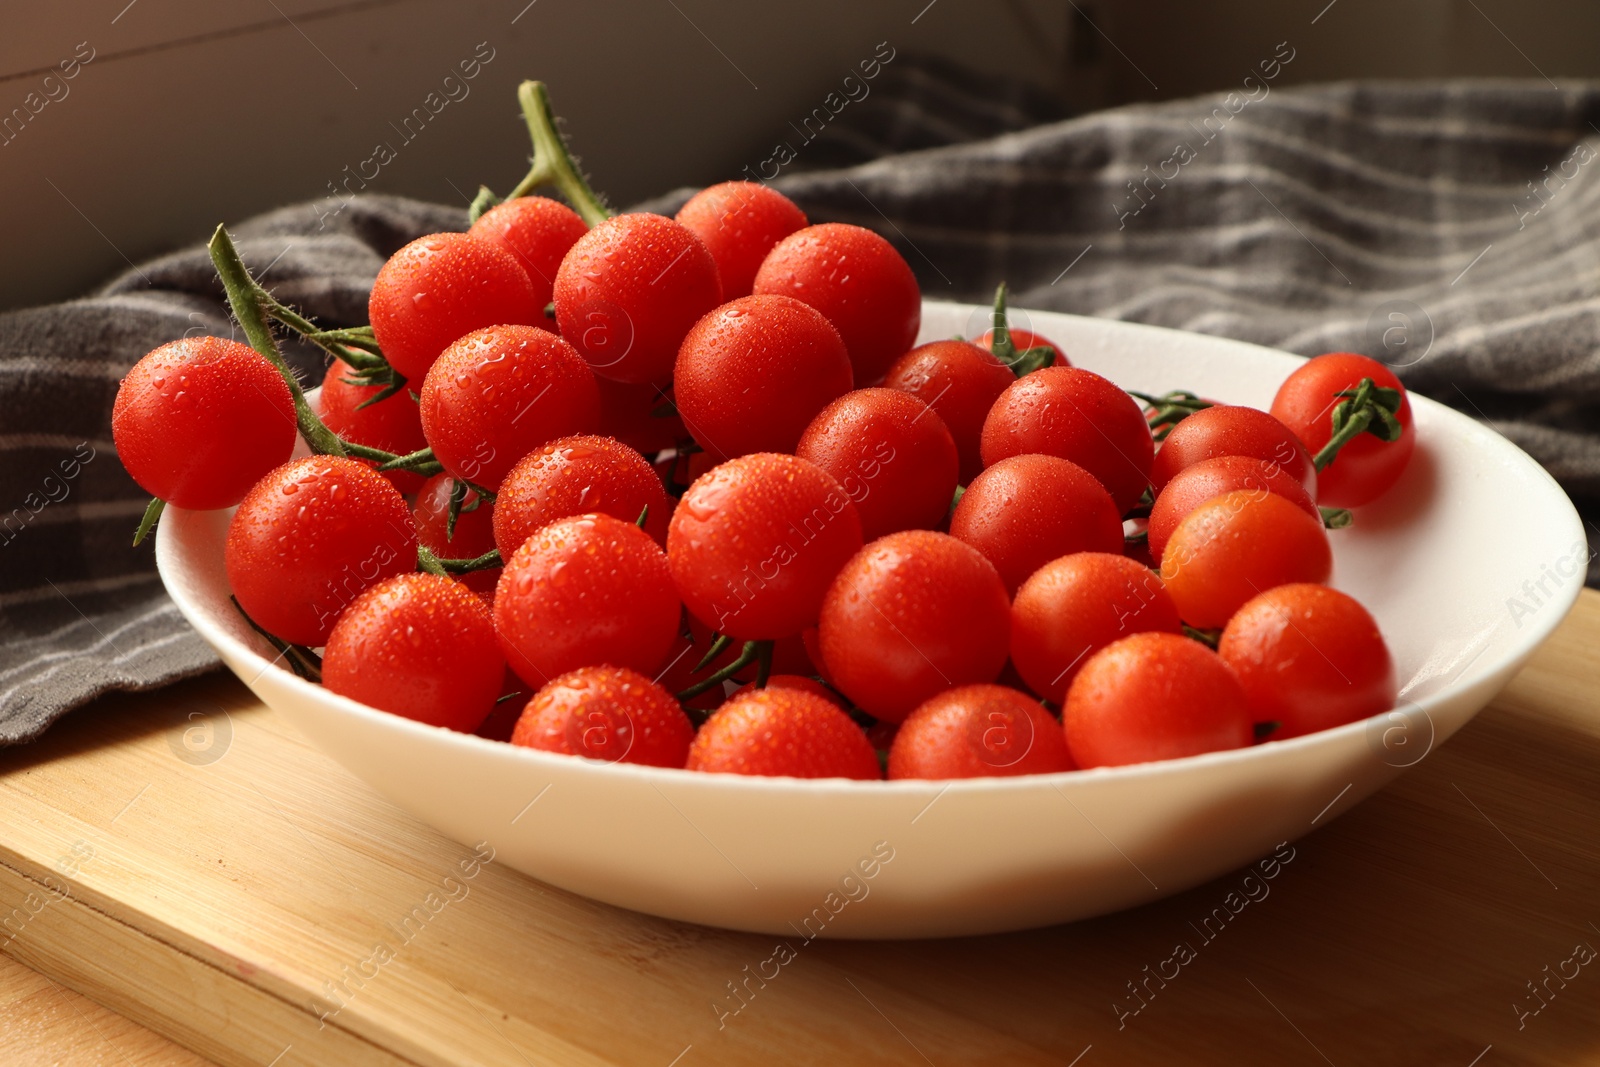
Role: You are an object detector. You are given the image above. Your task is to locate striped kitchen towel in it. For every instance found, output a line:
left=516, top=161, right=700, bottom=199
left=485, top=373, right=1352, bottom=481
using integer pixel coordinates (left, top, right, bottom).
left=3, top=71, right=1598, bottom=744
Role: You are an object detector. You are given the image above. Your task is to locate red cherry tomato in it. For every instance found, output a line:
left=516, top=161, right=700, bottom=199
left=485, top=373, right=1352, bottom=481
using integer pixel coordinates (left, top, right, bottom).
left=492, top=434, right=669, bottom=559
left=731, top=675, right=840, bottom=704
left=512, top=665, right=694, bottom=768
left=226, top=456, right=417, bottom=646
left=323, top=573, right=503, bottom=732
left=686, top=687, right=880, bottom=779
left=818, top=530, right=1010, bottom=723
left=553, top=213, right=722, bottom=384
left=467, top=195, right=589, bottom=310
left=882, top=339, right=1015, bottom=484
left=674, top=295, right=853, bottom=460
left=888, top=685, right=1074, bottom=779
left=950, top=454, right=1125, bottom=594
left=1011, top=552, right=1183, bottom=704
left=674, top=181, right=808, bottom=299
left=980, top=366, right=1155, bottom=513
left=112, top=337, right=296, bottom=509
left=752, top=222, right=921, bottom=385
left=1147, top=455, right=1319, bottom=564
left=1160, top=489, right=1333, bottom=629
left=316, top=358, right=428, bottom=495
left=1150, top=404, right=1316, bottom=496
left=419, top=325, right=600, bottom=492
left=412, top=474, right=499, bottom=597
left=1271, top=353, right=1415, bottom=507
left=667, top=453, right=863, bottom=640
left=368, top=232, right=540, bottom=381
left=797, top=388, right=958, bottom=541
left=596, top=375, right=686, bottom=454
left=1065, top=632, right=1252, bottom=767
left=976, top=327, right=1067, bottom=369
left=494, top=512, right=680, bottom=686
left=1219, top=584, right=1395, bottom=739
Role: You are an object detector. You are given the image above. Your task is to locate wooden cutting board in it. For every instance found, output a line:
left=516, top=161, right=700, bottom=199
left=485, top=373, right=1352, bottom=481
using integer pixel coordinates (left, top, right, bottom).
left=2, top=592, right=1598, bottom=1067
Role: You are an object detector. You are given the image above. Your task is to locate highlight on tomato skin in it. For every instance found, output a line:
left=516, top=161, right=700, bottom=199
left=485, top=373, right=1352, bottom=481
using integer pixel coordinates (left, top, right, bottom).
left=1219, top=583, right=1396, bottom=740
left=225, top=456, right=418, bottom=647
left=1065, top=632, right=1253, bottom=768
left=112, top=337, right=297, bottom=510
left=494, top=512, right=681, bottom=686
left=686, top=687, right=881, bottom=779
left=512, top=665, right=695, bottom=768
left=1010, top=552, right=1183, bottom=705
left=1159, top=489, right=1333, bottom=631
left=818, top=530, right=1011, bottom=724
left=887, top=685, right=1075, bottom=780
left=368, top=232, right=541, bottom=382
left=323, top=573, right=504, bottom=734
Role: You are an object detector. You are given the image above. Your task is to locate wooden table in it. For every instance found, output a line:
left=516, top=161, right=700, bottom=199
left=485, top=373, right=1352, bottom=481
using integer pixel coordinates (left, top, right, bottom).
left=3, top=591, right=1598, bottom=1067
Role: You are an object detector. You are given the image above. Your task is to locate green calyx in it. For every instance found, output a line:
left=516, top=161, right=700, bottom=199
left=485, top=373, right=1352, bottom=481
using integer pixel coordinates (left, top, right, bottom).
left=1129, top=390, right=1213, bottom=441
left=1312, top=377, right=1404, bottom=471
left=986, top=282, right=1055, bottom=378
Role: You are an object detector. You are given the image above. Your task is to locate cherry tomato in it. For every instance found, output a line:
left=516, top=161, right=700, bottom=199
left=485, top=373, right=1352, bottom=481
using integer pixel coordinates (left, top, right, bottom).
left=819, top=530, right=1010, bottom=723
left=950, top=454, right=1124, bottom=594
left=368, top=232, right=540, bottom=381
left=467, top=195, right=589, bottom=310
left=1147, top=455, right=1319, bottom=564
left=674, top=181, right=808, bottom=299
left=316, top=358, right=428, bottom=495
left=1065, top=632, right=1252, bottom=767
left=752, top=222, right=921, bottom=385
left=323, top=573, right=503, bottom=732
left=686, top=687, right=880, bottom=779
left=512, top=665, right=694, bottom=768
left=419, top=325, right=600, bottom=492
left=553, top=213, right=721, bottom=384
left=797, top=388, right=958, bottom=541
left=1011, top=552, right=1182, bottom=704
left=493, top=434, right=670, bottom=560
left=888, top=685, right=1074, bottom=779
left=667, top=453, right=863, bottom=640
left=674, top=295, right=853, bottom=460
left=1149, top=404, right=1316, bottom=496
left=977, top=327, right=1067, bottom=369
left=412, top=473, right=499, bottom=597
left=1271, top=353, right=1415, bottom=507
left=1160, top=489, right=1333, bottom=629
left=112, top=337, right=296, bottom=509
left=494, top=512, right=679, bottom=686
left=731, top=675, right=840, bottom=704
left=226, top=456, right=418, bottom=646
left=597, top=375, right=686, bottom=454
left=1219, top=584, right=1395, bottom=739
left=980, top=366, right=1155, bottom=513
left=883, top=339, right=1016, bottom=483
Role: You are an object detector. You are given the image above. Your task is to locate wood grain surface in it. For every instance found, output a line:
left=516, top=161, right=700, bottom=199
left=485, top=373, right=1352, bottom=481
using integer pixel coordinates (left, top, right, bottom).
left=2, top=590, right=1597, bottom=1067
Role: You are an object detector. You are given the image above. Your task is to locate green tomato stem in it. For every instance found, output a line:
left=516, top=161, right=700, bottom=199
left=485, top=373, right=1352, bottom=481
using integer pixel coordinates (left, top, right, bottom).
left=1311, top=377, right=1404, bottom=471
left=676, top=640, right=765, bottom=701
left=208, top=226, right=348, bottom=458
left=132, top=497, right=164, bottom=547
left=506, top=80, right=613, bottom=227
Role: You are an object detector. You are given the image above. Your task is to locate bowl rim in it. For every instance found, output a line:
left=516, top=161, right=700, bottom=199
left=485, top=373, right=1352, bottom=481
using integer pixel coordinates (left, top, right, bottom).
left=156, top=305, right=1588, bottom=799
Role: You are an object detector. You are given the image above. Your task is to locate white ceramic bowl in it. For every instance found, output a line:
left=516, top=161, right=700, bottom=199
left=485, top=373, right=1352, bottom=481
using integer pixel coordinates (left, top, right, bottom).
left=155, top=301, right=1587, bottom=939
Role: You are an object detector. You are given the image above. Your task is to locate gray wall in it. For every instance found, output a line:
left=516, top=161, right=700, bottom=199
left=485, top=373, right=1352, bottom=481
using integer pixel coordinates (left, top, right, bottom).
left=3, top=0, right=1597, bottom=311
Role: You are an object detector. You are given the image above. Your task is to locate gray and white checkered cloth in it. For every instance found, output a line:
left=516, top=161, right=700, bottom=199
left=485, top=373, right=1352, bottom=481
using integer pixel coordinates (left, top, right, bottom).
left=3, top=70, right=1596, bottom=744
